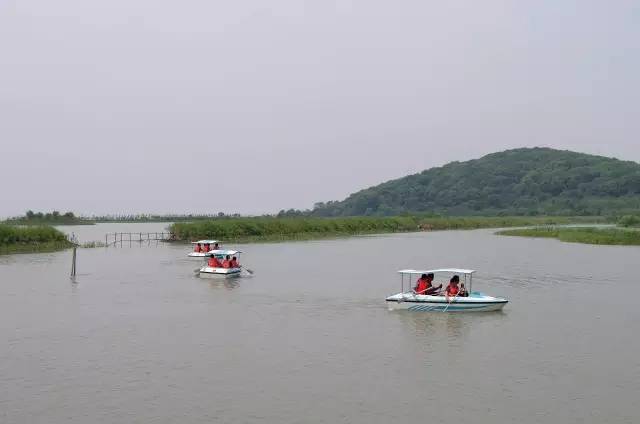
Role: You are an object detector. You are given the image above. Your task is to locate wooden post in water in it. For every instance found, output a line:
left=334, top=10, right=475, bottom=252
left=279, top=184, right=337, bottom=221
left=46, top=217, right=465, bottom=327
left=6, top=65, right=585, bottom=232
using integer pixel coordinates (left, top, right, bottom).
left=71, top=246, right=77, bottom=277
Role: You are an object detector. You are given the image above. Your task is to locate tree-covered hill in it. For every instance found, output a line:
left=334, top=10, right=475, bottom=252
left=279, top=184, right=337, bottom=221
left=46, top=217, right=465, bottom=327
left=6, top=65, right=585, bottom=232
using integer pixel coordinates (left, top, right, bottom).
left=312, top=148, right=640, bottom=216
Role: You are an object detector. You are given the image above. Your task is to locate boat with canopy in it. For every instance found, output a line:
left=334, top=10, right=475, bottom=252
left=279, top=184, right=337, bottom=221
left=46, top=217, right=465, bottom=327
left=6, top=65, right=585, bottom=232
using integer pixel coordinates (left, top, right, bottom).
left=188, top=240, right=220, bottom=258
left=386, top=268, right=508, bottom=312
left=198, top=249, right=243, bottom=278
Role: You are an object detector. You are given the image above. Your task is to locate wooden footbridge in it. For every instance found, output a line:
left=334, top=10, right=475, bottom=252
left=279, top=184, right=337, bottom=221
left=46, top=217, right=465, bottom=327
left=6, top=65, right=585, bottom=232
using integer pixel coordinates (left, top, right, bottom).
left=105, top=232, right=173, bottom=247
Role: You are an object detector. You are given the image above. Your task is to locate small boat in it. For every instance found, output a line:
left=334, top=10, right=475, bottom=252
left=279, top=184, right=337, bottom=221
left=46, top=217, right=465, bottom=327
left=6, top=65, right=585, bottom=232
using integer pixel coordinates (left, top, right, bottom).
left=198, top=249, right=243, bottom=278
left=386, top=268, right=508, bottom=312
left=188, top=240, right=220, bottom=258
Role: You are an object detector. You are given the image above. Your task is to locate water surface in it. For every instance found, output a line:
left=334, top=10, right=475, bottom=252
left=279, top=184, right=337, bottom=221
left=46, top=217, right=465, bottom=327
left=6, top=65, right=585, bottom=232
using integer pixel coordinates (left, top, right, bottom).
left=1, top=228, right=639, bottom=423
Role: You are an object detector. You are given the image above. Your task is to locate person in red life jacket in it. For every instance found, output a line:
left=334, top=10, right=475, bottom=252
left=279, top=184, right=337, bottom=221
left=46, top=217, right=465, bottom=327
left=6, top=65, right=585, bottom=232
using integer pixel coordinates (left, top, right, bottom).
left=414, top=274, right=430, bottom=295
left=203, top=243, right=210, bottom=253
left=207, top=255, right=222, bottom=268
left=221, top=255, right=232, bottom=268
left=445, top=275, right=460, bottom=300
left=230, top=256, right=240, bottom=268
left=194, top=243, right=202, bottom=253
left=414, top=273, right=442, bottom=295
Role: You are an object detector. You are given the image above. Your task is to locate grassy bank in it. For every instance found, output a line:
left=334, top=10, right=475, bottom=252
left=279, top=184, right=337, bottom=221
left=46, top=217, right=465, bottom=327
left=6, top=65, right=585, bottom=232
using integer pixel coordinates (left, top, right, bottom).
left=169, top=216, right=605, bottom=243
left=497, top=227, right=640, bottom=246
left=0, top=224, right=74, bottom=255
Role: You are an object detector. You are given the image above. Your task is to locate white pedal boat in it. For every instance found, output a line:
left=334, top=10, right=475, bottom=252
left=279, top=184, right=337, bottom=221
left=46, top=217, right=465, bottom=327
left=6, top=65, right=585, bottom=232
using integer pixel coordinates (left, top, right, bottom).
left=188, top=240, right=220, bottom=258
left=386, top=269, right=508, bottom=312
left=198, top=249, right=242, bottom=279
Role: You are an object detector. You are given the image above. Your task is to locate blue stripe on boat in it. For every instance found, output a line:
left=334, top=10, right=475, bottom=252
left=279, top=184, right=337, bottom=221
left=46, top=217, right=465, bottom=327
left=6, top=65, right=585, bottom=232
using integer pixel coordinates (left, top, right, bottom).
left=407, top=304, right=492, bottom=312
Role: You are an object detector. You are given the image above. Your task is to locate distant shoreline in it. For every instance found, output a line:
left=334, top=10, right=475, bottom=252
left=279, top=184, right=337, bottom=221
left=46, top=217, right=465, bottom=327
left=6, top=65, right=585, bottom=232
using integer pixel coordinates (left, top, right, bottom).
left=169, top=216, right=608, bottom=244
left=497, top=227, right=640, bottom=246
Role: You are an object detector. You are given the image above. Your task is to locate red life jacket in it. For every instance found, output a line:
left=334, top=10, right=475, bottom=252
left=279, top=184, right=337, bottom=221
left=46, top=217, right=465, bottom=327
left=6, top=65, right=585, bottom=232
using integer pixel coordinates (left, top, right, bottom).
left=446, top=284, right=459, bottom=296
left=230, top=259, right=239, bottom=268
left=194, top=245, right=201, bottom=252
left=222, top=260, right=231, bottom=269
left=208, top=257, right=221, bottom=267
left=415, top=279, right=428, bottom=294
left=203, top=245, right=210, bottom=252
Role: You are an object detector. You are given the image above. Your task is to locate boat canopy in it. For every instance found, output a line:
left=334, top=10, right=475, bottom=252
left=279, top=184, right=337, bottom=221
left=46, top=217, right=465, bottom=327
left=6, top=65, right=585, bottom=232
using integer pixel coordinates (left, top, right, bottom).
left=398, top=268, right=475, bottom=275
left=191, top=240, right=218, bottom=244
left=206, top=249, right=240, bottom=256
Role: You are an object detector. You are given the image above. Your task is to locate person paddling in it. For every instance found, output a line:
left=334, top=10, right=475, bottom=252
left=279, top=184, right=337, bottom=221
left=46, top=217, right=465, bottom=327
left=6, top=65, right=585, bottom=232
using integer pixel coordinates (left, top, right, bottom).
left=445, top=275, right=461, bottom=301
left=414, top=274, right=429, bottom=294
left=230, top=256, right=240, bottom=268
left=208, top=255, right=222, bottom=268
left=414, top=273, right=441, bottom=295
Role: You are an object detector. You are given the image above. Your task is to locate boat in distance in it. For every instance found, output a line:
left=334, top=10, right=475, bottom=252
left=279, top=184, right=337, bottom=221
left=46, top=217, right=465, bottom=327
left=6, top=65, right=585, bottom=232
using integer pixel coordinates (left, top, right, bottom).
left=386, top=268, right=508, bottom=312
left=188, top=240, right=220, bottom=258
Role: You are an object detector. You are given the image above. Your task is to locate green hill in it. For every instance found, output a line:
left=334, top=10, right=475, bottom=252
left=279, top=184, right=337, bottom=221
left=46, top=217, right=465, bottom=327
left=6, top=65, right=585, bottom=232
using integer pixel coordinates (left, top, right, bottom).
left=312, top=148, right=640, bottom=216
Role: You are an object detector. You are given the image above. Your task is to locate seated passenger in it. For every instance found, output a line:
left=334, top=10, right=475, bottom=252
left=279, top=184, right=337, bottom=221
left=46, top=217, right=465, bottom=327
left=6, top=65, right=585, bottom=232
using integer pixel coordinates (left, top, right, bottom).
left=414, top=274, right=429, bottom=294
left=423, top=273, right=442, bottom=295
left=230, top=256, right=240, bottom=268
left=212, top=242, right=220, bottom=251
left=208, top=255, right=222, bottom=268
left=194, top=243, right=202, bottom=253
left=203, top=243, right=210, bottom=253
left=458, top=282, right=469, bottom=297
left=221, top=255, right=231, bottom=268
left=414, top=273, right=441, bottom=295
left=445, top=275, right=460, bottom=299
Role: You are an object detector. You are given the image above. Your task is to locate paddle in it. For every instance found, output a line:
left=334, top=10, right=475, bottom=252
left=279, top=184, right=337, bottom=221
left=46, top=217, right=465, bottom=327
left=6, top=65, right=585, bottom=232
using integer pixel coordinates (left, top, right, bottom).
left=443, top=290, right=459, bottom=313
left=242, top=267, right=254, bottom=275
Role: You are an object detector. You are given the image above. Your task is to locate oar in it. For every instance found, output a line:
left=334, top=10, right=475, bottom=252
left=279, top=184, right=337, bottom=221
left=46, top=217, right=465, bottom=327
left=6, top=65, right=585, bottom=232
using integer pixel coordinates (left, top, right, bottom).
left=443, top=291, right=459, bottom=313
left=241, top=267, right=254, bottom=275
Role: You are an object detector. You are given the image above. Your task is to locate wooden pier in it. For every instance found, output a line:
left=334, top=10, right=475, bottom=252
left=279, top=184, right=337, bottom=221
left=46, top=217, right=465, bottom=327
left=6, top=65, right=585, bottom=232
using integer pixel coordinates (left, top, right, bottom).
left=105, top=232, right=172, bottom=247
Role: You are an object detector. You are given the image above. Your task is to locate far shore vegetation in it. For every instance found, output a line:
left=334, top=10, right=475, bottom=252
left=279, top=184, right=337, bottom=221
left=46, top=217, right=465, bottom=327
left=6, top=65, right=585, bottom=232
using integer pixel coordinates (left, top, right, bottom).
left=4, top=211, right=93, bottom=226
left=169, top=215, right=608, bottom=243
left=497, top=227, right=640, bottom=246
left=0, top=224, right=74, bottom=255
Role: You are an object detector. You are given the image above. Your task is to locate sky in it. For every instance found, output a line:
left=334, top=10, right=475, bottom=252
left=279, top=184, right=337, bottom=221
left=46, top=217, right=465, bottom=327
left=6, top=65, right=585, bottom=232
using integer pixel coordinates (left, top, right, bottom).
left=1, top=0, right=639, bottom=217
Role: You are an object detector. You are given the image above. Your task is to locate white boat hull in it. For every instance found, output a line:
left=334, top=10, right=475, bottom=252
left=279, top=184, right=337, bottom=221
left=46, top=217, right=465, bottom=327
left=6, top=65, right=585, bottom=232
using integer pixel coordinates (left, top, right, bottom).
left=188, top=252, right=209, bottom=258
left=198, top=267, right=242, bottom=279
left=386, top=292, right=507, bottom=312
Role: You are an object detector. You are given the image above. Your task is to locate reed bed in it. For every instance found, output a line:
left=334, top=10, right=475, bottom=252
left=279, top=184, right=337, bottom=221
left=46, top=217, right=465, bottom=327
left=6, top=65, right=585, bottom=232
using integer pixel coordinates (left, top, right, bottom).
left=0, top=224, right=73, bottom=254
left=170, top=216, right=596, bottom=243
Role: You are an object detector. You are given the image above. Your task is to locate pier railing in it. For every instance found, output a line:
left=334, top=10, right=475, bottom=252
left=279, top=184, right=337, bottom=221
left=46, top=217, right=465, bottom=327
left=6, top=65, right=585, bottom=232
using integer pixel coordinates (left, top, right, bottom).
left=105, top=232, right=172, bottom=247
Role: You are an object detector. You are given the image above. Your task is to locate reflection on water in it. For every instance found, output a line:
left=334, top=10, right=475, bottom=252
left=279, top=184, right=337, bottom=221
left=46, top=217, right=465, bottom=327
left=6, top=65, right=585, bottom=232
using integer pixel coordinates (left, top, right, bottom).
left=395, top=309, right=471, bottom=339
left=1, top=227, right=639, bottom=424
left=204, top=277, right=241, bottom=291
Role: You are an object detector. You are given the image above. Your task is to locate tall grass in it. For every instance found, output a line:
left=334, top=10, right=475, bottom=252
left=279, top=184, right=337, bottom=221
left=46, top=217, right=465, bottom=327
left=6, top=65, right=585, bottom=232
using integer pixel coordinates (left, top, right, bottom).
left=170, top=216, right=600, bottom=243
left=498, top=227, right=640, bottom=246
left=0, top=224, right=73, bottom=254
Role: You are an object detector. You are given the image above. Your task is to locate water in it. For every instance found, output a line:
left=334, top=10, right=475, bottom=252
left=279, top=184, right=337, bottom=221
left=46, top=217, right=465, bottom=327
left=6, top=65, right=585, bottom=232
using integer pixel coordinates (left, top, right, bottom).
left=1, top=227, right=639, bottom=423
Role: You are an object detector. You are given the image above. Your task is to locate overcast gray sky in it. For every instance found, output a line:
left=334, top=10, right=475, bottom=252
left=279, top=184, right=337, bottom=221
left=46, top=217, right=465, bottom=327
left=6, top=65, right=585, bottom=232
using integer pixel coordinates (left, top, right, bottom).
left=1, top=0, right=638, bottom=217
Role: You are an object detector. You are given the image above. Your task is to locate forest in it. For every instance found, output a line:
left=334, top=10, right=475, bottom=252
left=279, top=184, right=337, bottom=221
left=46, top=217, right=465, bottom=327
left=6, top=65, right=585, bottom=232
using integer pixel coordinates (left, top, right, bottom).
left=311, top=148, right=640, bottom=217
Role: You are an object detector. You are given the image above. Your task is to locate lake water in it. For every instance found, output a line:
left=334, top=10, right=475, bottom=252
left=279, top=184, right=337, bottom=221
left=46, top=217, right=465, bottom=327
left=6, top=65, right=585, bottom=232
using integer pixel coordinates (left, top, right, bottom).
left=1, top=226, right=639, bottom=423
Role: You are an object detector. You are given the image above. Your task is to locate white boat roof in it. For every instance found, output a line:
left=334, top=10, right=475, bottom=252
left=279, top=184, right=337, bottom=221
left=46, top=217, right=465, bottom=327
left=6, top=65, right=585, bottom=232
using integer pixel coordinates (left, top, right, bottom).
left=398, top=268, right=475, bottom=275
left=207, top=249, right=240, bottom=256
left=191, top=240, right=218, bottom=244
